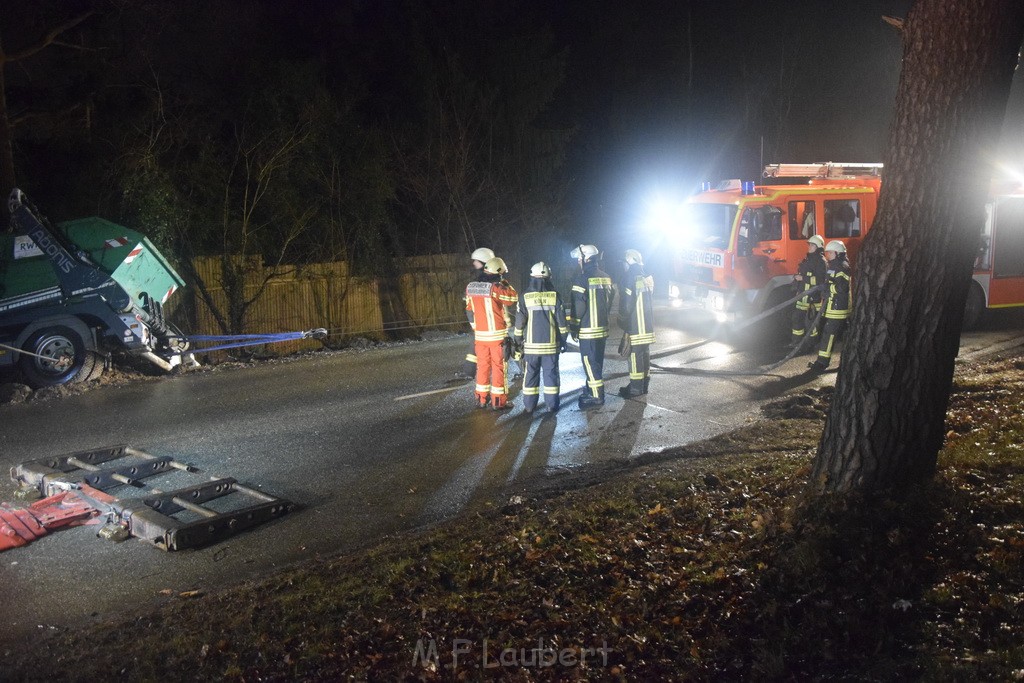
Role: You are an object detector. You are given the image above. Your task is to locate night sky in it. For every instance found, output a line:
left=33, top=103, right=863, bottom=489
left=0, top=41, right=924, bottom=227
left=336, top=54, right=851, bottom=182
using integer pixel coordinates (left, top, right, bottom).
left=550, top=0, right=1023, bottom=263
left=542, top=0, right=917, bottom=239
left=362, top=0, right=1023, bottom=252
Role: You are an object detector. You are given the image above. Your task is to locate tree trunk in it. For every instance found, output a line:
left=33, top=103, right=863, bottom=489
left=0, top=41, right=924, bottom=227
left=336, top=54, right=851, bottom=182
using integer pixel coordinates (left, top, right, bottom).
left=812, top=0, right=1024, bottom=494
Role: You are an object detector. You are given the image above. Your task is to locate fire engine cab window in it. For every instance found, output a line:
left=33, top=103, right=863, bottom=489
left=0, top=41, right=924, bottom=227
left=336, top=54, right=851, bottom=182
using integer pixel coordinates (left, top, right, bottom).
left=824, top=199, right=861, bottom=238
left=788, top=201, right=815, bottom=240
left=685, top=203, right=737, bottom=248
left=976, top=205, right=993, bottom=270
left=739, top=206, right=782, bottom=246
left=993, top=198, right=1024, bottom=278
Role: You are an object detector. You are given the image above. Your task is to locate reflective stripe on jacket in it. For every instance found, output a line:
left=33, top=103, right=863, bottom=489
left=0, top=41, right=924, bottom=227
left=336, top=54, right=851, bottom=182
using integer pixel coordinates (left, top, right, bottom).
left=514, top=287, right=568, bottom=355
left=466, top=280, right=518, bottom=341
left=619, top=265, right=655, bottom=345
left=570, top=265, right=613, bottom=340
left=824, top=258, right=851, bottom=320
left=795, top=253, right=827, bottom=310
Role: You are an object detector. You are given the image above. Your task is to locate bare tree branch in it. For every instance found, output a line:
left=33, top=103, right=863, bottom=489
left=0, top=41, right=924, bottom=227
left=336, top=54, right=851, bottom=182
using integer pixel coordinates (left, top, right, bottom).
left=2, top=11, right=95, bottom=64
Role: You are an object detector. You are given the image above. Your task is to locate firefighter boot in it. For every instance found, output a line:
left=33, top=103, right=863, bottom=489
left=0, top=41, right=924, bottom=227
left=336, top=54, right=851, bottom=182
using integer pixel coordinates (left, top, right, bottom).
left=618, top=384, right=644, bottom=398
left=578, top=395, right=604, bottom=410
left=523, top=396, right=538, bottom=414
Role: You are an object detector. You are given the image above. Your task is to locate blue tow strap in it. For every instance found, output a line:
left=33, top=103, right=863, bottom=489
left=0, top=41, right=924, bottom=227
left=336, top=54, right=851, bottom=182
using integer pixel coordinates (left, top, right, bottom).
left=183, top=328, right=328, bottom=353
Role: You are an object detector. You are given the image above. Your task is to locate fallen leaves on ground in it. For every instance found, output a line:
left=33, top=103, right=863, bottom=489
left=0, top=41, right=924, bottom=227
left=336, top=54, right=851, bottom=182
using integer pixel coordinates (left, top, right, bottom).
left=7, top=354, right=1024, bottom=680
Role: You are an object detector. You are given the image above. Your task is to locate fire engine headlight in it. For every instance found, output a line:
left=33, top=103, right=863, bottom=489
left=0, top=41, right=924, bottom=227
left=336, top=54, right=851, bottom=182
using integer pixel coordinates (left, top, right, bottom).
left=709, top=292, right=726, bottom=311
left=669, top=284, right=681, bottom=299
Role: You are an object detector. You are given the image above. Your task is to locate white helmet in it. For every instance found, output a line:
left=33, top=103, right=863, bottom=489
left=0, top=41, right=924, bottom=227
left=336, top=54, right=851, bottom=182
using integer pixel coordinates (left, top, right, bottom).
left=483, top=256, right=508, bottom=275
left=570, top=244, right=599, bottom=261
left=471, top=247, right=495, bottom=263
left=824, top=239, right=847, bottom=253
left=807, top=235, right=825, bottom=249
left=624, top=249, right=643, bottom=265
left=530, top=261, right=550, bottom=278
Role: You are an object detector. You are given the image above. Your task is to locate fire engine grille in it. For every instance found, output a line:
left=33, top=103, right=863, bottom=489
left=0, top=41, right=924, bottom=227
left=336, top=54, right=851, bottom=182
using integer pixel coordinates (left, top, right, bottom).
left=680, top=265, right=716, bottom=285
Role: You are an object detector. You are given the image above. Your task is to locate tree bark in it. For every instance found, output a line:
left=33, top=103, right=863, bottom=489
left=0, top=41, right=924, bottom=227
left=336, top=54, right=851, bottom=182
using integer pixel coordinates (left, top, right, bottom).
left=812, top=0, right=1024, bottom=493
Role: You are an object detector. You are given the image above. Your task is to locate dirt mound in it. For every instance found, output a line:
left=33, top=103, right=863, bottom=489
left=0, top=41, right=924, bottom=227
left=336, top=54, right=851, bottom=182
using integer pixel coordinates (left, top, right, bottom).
left=0, top=366, right=160, bottom=405
left=761, top=387, right=832, bottom=419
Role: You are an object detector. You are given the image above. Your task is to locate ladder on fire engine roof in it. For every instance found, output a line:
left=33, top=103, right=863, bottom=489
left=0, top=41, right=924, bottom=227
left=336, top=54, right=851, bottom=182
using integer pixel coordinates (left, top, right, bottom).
left=763, top=162, right=884, bottom=179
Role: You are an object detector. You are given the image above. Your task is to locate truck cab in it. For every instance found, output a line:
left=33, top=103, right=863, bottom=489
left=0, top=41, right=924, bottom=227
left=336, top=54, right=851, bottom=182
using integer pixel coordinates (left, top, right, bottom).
left=0, top=190, right=190, bottom=387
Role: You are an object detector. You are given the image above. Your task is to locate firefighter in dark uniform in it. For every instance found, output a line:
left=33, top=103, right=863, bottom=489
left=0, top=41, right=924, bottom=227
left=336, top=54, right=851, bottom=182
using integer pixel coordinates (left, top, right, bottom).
left=790, top=234, right=827, bottom=350
left=569, top=244, right=614, bottom=409
left=513, top=262, right=569, bottom=414
left=457, top=247, right=496, bottom=379
left=617, top=249, right=655, bottom=397
left=809, top=240, right=851, bottom=372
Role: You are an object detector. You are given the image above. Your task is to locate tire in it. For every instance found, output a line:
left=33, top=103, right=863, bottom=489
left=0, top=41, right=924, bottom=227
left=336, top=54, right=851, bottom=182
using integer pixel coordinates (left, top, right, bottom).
left=19, top=325, right=100, bottom=388
left=962, top=283, right=986, bottom=331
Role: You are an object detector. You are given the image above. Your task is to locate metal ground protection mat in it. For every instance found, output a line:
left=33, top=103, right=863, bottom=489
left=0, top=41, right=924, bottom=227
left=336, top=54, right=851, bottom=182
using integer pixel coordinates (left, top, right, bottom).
left=9, top=445, right=295, bottom=551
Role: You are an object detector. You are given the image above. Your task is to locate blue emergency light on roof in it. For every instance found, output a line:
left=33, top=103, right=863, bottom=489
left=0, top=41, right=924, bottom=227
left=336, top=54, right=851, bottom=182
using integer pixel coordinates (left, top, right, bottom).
left=741, top=180, right=756, bottom=195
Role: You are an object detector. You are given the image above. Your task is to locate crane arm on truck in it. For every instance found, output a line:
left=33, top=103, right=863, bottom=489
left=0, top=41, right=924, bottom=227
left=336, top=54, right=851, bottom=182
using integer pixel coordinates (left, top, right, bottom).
left=1, top=189, right=193, bottom=387
left=9, top=190, right=133, bottom=313
left=2, top=189, right=330, bottom=389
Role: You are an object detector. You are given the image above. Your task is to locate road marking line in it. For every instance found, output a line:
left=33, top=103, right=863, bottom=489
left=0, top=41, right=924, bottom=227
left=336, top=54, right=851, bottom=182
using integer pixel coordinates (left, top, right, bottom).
left=395, top=385, right=467, bottom=401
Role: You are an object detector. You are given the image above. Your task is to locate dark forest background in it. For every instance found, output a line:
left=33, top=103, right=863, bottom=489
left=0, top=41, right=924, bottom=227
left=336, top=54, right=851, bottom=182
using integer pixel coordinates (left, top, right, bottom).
left=8, top=0, right=1019, bottom=283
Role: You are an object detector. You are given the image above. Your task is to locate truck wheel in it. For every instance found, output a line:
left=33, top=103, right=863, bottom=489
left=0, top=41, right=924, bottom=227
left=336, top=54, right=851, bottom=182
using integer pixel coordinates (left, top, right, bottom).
left=962, top=283, right=986, bottom=331
left=19, top=326, right=100, bottom=388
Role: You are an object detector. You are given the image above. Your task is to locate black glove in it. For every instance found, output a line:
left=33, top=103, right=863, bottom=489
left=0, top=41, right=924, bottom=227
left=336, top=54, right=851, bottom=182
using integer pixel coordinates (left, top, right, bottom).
left=502, top=337, right=513, bottom=362
left=559, top=339, right=568, bottom=353
left=569, top=323, right=580, bottom=341
left=513, top=338, right=524, bottom=361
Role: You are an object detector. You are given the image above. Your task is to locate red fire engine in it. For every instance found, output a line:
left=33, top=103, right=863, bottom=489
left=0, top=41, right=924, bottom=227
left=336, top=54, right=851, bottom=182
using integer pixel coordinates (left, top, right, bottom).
left=668, top=162, right=881, bottom=323
left=967, top=187, right=1024, bottom=328
left=668, top=162, right=1024, bottom=330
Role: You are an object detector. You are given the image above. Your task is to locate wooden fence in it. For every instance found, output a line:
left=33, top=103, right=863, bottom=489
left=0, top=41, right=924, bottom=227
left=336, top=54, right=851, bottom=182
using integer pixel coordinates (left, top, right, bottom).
left=169, top=252, right=582, bottom=358
left=176, top=253, right=470, bottom=356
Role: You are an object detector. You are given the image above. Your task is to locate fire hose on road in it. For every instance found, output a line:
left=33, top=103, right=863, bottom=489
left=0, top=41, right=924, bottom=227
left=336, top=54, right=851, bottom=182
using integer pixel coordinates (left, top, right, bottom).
left=651, top=284, right=826, bottom=378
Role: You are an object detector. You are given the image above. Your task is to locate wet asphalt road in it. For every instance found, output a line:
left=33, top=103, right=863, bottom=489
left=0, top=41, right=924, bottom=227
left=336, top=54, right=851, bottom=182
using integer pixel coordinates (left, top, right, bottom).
left=1, top=305, right=1022, bottom=645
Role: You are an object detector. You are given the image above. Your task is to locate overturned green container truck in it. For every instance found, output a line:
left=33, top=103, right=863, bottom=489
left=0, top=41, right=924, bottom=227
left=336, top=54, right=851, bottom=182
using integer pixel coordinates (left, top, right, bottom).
left=0, top=189, right=192, bottom=387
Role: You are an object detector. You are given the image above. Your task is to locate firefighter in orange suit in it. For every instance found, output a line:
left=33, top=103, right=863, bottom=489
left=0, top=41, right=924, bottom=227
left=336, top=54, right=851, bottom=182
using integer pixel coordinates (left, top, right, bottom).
left=569, top=244, right=614, bottom=409
left=466, top=257, right=518, bottom=409
left=513, top=261, right=569, bottom=414
left=457, top=247, right=496, bottom=379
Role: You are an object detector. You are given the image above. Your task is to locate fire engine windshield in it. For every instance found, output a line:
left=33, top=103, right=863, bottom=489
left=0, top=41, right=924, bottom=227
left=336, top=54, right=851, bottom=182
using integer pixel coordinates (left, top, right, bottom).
left=680, top=203, right=738, bottom=249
